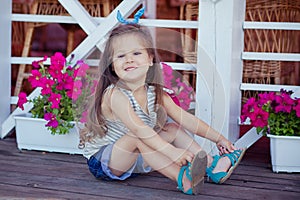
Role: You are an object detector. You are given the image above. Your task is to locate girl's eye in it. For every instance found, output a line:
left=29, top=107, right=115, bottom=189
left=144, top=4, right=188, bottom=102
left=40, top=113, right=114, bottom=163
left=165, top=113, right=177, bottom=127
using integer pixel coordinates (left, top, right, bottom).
left=117, top=54, right=125, bottom=58
left=133, top=52, right=142, bottom=55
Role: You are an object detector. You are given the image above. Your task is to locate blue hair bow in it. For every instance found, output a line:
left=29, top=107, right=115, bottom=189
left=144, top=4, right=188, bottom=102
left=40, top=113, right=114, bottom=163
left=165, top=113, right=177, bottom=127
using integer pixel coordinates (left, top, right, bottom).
left=117, top=7, right=145, bottom=25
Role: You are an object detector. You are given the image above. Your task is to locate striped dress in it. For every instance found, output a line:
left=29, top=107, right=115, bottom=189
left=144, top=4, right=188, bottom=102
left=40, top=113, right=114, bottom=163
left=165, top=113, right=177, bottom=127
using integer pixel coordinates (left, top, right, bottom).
left=83, top=84, right=159, bottom=159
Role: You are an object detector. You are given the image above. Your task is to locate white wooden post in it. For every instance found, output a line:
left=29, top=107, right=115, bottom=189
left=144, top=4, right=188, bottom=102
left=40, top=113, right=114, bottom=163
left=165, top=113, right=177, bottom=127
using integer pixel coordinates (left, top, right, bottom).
left=0, top=0, right=12, bottom=137
left=195, top=0, right=246, bottom=154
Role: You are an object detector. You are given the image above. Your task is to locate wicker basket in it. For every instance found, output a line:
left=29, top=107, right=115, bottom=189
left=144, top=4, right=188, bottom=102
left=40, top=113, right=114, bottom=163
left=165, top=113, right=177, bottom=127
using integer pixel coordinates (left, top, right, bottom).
left=179, top=2, right=198, bottom=88
left=242, top=0, right=300, bottom=103
left=179, top=2, right=198, bottom=64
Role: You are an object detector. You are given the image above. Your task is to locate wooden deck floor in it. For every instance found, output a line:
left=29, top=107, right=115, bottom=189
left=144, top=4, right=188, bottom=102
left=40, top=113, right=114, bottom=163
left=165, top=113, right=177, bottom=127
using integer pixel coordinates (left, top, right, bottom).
left=0, top=136, right=299, bottom=200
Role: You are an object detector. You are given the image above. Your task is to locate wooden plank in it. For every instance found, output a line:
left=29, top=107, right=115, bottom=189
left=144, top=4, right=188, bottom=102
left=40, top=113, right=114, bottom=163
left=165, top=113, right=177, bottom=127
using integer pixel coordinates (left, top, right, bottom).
left=1, top=137, right=300, bottom=199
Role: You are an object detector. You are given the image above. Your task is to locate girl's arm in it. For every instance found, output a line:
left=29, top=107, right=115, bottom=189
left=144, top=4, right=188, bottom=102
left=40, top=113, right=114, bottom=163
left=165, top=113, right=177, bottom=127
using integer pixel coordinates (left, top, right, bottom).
left=106, top=88, right=194, bottom=165
left=162, top=93, right=235, bottom=153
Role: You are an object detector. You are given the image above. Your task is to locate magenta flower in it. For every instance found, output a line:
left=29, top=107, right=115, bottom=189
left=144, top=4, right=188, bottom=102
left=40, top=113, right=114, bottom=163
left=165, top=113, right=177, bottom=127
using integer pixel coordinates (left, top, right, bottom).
left=80, top=110, right=88, bottom=123
left=40, top=78, right=55, bottom=95
left=74, top=60, right=90, bottom=77
left=44, top=113, right=59, bottom=128
left=17, top=92, right=28, bottom=110
left=294, top=99, right=300, bottom=117
left=274, top=93, right=294, bottom=113
left=32, top=56, right=47, bottom=69
left=28, top=70, right=42, bottom=88
left=56, top=73, right=74, bottom=90
left=48, top=63, right=63, bottom=80
left=48, top=93, right=62, bottom=109
left=241, top=97, right=256, bottom=115
left=67, top=80, right=82, bottom=100
left=248, top=105, right=269, bottom=128
left=162, top=62, right=194, bottom=110
left=50, top=52, right=66, bottom=68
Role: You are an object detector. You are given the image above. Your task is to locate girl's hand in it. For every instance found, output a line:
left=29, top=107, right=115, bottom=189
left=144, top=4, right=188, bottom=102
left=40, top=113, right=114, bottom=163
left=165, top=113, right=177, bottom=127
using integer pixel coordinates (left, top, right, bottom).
left=216, top=138, right=236, bottom=155
left=170, top=148, right=194, bottom=167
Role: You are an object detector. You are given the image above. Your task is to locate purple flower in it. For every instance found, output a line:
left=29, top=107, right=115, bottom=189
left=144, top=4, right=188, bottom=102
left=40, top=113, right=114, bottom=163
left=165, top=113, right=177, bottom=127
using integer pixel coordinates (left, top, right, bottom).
left=294, top=99, right=300, bottom=117
left=274, top=92, right=294, bottom=113
left=44, top=113, right=59, bottom=128
left=17, top=92, right=28, bottom=110
left=28, top=70, right=42, bottom=88
left=48, top=93, right=62, bottom=109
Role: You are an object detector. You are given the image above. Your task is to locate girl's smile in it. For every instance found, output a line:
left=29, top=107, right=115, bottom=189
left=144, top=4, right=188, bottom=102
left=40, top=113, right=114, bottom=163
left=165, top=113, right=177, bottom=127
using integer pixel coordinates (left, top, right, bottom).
left=112, top=34, right=153, bottom=87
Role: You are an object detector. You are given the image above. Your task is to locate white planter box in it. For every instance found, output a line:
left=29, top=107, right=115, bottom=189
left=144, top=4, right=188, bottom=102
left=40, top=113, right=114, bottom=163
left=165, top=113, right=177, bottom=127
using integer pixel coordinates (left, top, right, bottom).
left=267, top=134, right=300, bottom=173
left=14, top=114, right=83, bottom=154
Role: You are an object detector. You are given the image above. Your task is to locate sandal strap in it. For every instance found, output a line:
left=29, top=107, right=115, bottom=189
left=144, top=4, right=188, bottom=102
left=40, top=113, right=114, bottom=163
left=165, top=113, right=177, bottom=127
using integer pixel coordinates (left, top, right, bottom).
left=177, top=165, right=188, bottom=192
left=177, top=165, right=193, bottom=195
left=223, top=149, right=242, bottom=167
left=206, top=155, right=220, bottom=172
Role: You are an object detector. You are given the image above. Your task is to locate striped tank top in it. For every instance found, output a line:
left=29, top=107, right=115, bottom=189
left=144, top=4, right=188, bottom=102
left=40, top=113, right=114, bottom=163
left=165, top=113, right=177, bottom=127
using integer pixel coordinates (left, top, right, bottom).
left=83, top=84, right=158, bottom=159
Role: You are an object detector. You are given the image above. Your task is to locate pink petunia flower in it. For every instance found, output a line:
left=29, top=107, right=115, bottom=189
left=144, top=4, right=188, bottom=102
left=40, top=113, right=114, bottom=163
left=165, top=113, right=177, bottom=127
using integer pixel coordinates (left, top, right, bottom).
left=56, top=73, right=74, bottom=90
left=40, top=78, right=55, bottom=95
left=74, top=60, right=90, bottom=77
left=80, top=110, right=89, bottom=123
left=48, top=93, right=62, bottom=109
left=248, top=106, right=269, bottom=128
left=44, top=112, right=59, bottom=128
left=67, top=80, right=82, bottom=100
left=50, top=52, right=66, bottom=69
left=48, top=63, right=63, bottom=80
left=294, top=99, right=300, bottom=117
left=17, top=92, right=28, bottom=110
left=274, top=93, right=294, bottom=113
left=32, top=56, right=47, bottom=69
left=28, top=70, right=43, bottom=88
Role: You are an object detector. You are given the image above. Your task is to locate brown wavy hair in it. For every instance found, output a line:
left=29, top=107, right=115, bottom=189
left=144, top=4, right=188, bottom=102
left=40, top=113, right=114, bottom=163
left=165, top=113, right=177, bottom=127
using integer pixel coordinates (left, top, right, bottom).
left=80, top=24, right=165, bottom=144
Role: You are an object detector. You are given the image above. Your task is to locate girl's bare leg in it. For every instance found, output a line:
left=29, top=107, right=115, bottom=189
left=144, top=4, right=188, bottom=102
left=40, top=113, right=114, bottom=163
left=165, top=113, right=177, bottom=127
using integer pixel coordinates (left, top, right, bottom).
left=159, top=123, right=231, bottom=173
left=108, top=133, right=192, bottom=192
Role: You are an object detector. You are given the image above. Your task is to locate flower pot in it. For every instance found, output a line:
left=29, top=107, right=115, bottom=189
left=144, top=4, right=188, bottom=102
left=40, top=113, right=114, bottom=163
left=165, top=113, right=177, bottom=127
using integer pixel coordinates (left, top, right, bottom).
left=14, top=114, right=83, bottom=154
left=267, top=134, right=300, bottom=173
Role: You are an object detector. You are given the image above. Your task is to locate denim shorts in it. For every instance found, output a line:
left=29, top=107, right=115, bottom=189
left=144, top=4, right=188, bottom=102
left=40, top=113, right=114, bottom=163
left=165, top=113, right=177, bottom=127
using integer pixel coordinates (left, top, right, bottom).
left=87, top=144, right=150, bottom=181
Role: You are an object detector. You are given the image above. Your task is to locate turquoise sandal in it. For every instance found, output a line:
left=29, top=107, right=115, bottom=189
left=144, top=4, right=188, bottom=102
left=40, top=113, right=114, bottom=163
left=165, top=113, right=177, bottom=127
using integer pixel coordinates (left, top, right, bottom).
left=206, top=149, right=246, bottom=184
left=177, top=150, right=207, bottom=195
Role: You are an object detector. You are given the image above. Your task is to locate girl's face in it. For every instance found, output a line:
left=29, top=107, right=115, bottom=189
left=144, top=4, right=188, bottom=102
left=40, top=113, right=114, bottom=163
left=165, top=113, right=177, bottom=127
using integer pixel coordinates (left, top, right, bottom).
left=112, top=34, right=153, bottom=86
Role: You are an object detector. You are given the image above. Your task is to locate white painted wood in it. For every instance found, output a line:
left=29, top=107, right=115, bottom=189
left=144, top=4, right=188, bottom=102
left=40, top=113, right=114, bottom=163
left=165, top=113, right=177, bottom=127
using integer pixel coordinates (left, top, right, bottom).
left=234, top=128, right=263, bottom=149
left=194, top=0, right=218, bottom=154
left=12, top=14, right=198, bottom=29
left=58, top=0, right=97, bottom=34
left=12, top=14, right=77, bottom=24
left=58, top=0, right=105, bottom=52
left=11, top=57, right=51, bottom=65
left=10, top=97, right=18, bottom=105
left=244, top=21, right=300, bottom=30
left=0, top=0, right=12, bottom=138
left=195, top=0, right=246, bottom=155
left=240, top=83, right=300, bottom=92
left=243, top=52, right=300, bottom=61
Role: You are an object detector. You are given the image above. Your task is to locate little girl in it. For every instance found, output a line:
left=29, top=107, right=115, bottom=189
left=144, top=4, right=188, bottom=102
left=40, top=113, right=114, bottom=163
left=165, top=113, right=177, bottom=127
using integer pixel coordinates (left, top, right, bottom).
left=81, top=24, right=245, bottom=195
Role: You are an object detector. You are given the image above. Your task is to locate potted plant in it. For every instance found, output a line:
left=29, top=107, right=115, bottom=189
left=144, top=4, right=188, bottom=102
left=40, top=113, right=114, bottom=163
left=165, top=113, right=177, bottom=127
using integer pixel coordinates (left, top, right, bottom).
left=16, top=52, right=95, bottom=154
left=240, top=89, right=300, bottom=172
